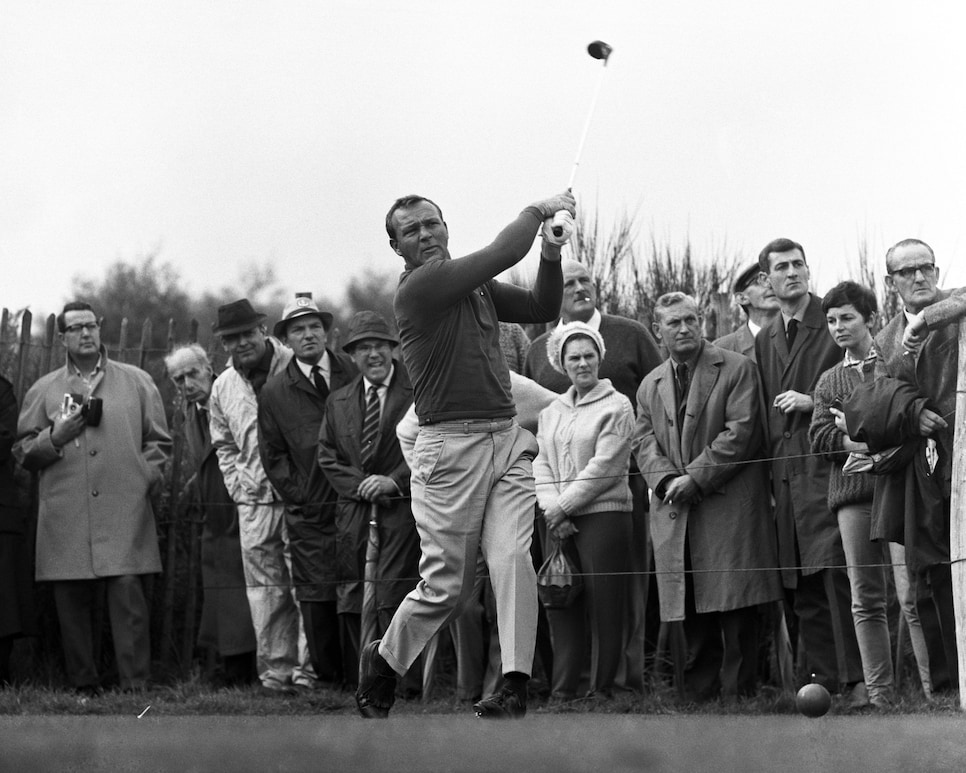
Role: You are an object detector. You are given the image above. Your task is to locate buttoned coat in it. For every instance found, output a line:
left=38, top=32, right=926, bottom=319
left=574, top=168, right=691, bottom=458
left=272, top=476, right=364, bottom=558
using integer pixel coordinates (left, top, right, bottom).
left=755, top=294, right=843, bottom=587
left=257, top=349, right=357, bottom=603
left=16, top=351, right=170, bottom=580
left=633, top=343, right=781, bottom=620
left=713, top=322, right=756, bottom=362
left=317, top=363, right=419, bottom=614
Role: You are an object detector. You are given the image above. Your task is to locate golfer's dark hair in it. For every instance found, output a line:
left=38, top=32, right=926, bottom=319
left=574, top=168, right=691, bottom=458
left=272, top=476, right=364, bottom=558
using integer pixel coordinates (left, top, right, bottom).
left=385, top=196, right=445, bottom=240
left=653, top=291, right=699, bottom=322
left=757, top=238, right=806, bottom=273
left=57, top=301, right=95, bottom=333
left=885, top=238, right=935, bottom=272
left=821, top=281, right=878, bottom=321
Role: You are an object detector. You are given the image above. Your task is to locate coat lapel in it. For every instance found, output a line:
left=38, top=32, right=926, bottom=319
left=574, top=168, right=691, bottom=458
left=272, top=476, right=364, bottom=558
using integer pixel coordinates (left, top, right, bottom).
left=655, top=360, right=683, bottom=466
left=680, top=346, right=721, bottom=458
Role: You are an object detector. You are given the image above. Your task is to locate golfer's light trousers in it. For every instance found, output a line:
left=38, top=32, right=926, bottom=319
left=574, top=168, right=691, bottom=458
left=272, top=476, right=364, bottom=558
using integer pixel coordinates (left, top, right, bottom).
left=380, top=419, right=538, bottom=678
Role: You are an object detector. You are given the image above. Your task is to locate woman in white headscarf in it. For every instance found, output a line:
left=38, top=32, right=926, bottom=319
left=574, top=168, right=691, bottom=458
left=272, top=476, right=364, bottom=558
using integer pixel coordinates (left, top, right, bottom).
left=533, top=321, right=634, bottom=700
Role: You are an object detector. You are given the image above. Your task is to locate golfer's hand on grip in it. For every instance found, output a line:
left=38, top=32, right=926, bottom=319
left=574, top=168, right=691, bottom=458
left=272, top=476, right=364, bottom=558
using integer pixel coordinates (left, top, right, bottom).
left=528, top=190, right=576, bottom=220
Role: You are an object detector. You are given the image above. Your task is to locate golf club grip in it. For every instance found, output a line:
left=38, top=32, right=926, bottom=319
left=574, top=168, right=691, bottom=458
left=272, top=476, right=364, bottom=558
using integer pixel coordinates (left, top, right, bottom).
left=550, top=210, right=568, bottom=238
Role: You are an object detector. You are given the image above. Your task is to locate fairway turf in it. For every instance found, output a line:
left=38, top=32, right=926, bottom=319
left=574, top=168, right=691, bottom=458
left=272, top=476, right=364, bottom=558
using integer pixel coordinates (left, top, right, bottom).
left=1, top=715, right=964, bottom=773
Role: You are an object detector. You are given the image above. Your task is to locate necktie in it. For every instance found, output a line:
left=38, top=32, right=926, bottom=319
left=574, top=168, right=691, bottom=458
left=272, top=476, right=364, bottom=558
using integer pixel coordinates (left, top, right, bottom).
left=786, top=318, right=799, bottom=350
left=676, top=362, right=690, bottom=432
left=311, top=365, right=329, bottom=399
left=360, top=384, right=381, bottom=471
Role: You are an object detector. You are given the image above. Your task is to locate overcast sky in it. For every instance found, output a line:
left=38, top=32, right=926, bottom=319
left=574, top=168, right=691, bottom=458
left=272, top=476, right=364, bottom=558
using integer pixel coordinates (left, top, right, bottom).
left=3, top=0, right=964, bottom=319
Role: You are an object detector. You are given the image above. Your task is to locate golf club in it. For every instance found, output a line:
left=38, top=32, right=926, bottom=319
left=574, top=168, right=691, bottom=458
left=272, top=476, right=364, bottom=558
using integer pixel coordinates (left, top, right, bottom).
left=552, top=40, right=614, bottom=236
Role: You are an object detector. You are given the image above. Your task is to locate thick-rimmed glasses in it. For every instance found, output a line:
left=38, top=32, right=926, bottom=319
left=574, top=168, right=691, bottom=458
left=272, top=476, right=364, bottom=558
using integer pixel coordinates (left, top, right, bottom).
left=63, top=322, right=100, bottom=334
left=889, top=264, right=937, bottom=281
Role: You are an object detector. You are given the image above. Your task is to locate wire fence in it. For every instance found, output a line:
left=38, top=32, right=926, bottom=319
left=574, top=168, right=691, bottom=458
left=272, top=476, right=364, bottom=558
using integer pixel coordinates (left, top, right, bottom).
left=1, top=305, right=955, bottom=687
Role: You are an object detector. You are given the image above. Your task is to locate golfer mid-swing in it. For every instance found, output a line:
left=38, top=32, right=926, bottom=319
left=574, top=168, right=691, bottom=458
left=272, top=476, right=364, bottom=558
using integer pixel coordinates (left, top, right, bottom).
left=355, top=191, right=576, bottom=719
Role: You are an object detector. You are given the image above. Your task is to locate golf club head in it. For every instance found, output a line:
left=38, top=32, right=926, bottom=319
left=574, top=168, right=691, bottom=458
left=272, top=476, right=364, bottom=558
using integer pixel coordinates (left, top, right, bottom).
left=587, top=40, right=613, bottom=62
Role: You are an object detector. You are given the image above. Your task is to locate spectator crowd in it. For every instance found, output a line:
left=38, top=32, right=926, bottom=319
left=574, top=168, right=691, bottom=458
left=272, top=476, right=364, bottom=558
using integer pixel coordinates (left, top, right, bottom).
left=2, top=196, right=964, bottom=719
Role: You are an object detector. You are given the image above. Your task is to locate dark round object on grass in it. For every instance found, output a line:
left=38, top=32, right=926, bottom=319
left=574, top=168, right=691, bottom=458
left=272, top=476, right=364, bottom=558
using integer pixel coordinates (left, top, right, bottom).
left=796, top=683, right=832, bottom=718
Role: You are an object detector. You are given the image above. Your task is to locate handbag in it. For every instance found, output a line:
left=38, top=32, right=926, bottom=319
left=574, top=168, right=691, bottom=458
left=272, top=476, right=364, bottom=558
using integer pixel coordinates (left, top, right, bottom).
left=537, top=536, right=583, bottom=609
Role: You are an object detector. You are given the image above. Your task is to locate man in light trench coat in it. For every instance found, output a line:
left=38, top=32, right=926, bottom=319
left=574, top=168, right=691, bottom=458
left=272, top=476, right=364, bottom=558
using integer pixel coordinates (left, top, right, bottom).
left=17, top=301, right=170, bottom=693
left=633, top=292, right=782, bottom=700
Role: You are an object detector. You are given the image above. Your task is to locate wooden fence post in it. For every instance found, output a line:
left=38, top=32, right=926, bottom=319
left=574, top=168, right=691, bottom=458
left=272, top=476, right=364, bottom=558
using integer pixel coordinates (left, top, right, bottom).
left=137, top=319, right=152, bottom=371
left=0, top=307, right=8, bottom=375
left=952, top=320, right=966, bottom=708
left=41, top=315, right=57, bottom=377
left=14, top=310, right=32, bottom=403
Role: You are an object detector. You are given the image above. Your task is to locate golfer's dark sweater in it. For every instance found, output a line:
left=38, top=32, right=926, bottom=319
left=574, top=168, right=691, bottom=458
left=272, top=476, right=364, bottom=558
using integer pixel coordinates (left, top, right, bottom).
left=808, top=360, right=876, bottom=511
left=394, top=211, right=562, bottom=425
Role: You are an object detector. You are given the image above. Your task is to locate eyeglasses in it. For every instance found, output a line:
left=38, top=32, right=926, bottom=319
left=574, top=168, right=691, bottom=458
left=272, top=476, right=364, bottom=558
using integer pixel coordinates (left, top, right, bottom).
left=890, top=264, right=937, bottom=280
left=63, top=322, right=100, bottom=334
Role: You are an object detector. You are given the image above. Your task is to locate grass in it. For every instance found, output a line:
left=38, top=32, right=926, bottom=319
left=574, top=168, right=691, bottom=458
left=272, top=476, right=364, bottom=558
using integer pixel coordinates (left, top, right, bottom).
left=0, top=676, right=958, bottom=718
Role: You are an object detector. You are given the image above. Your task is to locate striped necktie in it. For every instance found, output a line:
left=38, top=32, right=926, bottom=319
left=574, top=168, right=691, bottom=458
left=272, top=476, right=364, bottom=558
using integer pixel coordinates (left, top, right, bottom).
left=360, top=384, right=381, bottom=471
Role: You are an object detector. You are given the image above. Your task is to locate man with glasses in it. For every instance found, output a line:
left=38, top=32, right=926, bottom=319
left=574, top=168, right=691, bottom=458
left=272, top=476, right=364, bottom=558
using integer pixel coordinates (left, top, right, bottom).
left=862, top=239, right=966, bottom=694
left=16, top=301, right=170, bottom=694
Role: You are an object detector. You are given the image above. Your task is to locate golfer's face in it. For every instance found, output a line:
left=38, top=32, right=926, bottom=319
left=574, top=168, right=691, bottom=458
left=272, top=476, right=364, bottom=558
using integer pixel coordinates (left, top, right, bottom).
left=391, top=202, right=449, bottom=267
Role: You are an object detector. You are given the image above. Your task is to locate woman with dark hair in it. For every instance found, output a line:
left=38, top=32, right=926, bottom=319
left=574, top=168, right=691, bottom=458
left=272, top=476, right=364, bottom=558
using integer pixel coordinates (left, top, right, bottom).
left=808, top=281, right=895, bottom=708
left=533, top=321, right=634, bottom=700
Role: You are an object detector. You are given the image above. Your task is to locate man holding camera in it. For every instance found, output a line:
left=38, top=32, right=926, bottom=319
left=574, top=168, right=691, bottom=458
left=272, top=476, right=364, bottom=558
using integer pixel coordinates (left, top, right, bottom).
left=16, top=301, right=171, bottom=694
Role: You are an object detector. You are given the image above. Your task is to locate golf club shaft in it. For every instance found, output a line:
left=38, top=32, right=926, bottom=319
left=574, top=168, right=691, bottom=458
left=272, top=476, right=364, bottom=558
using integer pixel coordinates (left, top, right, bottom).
left=553, top=60, right=610, bottom=236
left=567, top=61, right=609, bottom=189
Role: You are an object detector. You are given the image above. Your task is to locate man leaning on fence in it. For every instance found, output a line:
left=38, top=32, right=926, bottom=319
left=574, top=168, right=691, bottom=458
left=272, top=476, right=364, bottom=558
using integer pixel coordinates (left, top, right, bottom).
left=849, top=239, right=966, bottom=695
left=207, top=298, right=314, bottom=694
left=15, top=301, right=170, bottom=694
left=165, top=344, right=256, bottom=687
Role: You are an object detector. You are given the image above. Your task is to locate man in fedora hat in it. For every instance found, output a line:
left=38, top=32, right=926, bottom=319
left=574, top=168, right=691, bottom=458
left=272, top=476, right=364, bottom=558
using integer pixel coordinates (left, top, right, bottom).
left=318, top=310, right=420, bottom=685
left=713, top=262, right=781, bottom=362
left=258, top=293, right=358, bottom=687
left=208, top=297, right=314, bottom=693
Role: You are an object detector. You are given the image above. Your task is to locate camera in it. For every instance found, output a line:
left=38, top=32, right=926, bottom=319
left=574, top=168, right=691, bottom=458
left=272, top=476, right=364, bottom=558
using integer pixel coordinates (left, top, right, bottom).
left=61, top=393, right=104, bottom=427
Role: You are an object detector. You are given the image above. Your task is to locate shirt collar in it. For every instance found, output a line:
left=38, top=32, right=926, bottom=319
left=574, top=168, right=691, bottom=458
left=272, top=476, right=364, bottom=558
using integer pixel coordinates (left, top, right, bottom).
left=843, top=342, right=878, bottom=371
left=669, top=340, right=703, bottom=371
left=296, top=349, right=330, bottom=381
left=68, top=352, right=103, bottom=379
left=747, top=319, right=762, bottom=337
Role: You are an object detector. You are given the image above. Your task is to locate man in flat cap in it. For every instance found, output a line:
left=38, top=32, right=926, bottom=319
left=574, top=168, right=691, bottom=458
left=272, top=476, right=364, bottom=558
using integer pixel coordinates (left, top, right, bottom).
left=318, top=311, right=420, bottom=684
left=258, top=293, right=358, bottom=687
left=208, top=297, right=313, bottom=693
left=713, top=263, right=781, bottom=362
